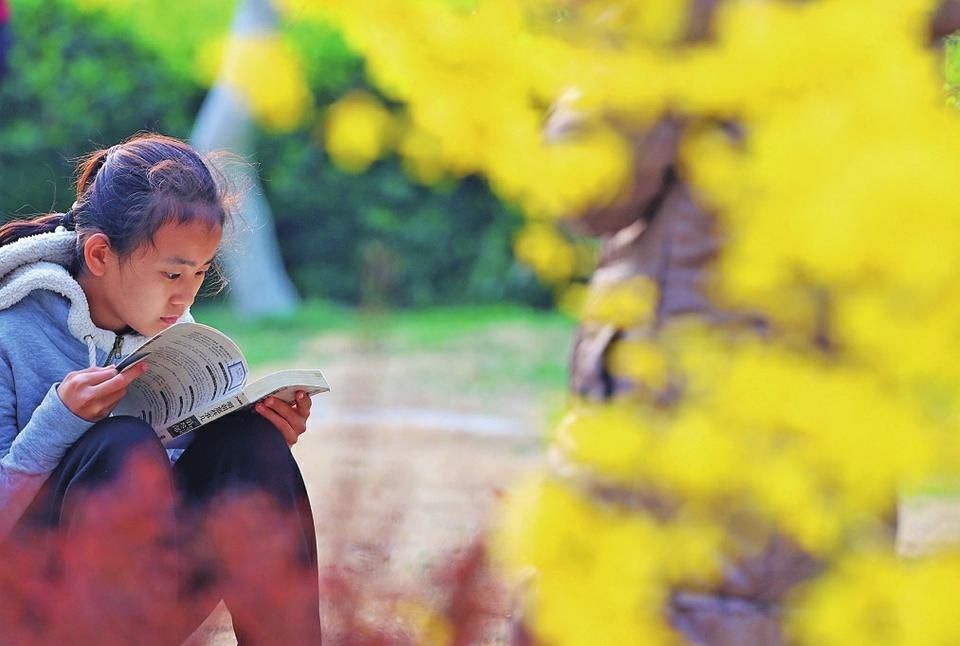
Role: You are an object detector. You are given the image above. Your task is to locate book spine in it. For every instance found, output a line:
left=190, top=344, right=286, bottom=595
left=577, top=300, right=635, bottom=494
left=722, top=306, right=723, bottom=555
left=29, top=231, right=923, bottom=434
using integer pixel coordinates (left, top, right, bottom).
left=159, top=394, right=246, bottom=444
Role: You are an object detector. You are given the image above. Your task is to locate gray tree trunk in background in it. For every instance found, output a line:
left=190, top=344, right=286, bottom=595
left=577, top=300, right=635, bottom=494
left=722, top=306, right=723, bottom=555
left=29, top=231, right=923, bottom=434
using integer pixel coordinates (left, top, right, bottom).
left=190, top=0, right=300, bottom=318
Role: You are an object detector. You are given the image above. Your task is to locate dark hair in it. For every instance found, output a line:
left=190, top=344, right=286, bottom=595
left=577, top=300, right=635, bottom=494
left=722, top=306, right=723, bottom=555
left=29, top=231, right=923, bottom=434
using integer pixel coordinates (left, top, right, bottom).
left=0, top=133, right=231, bottom=276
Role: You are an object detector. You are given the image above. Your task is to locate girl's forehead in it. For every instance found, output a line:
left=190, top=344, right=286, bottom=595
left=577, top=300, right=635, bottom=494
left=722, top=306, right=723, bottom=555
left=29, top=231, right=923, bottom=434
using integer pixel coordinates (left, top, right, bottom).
left=146, top=221, right=222, bottom=261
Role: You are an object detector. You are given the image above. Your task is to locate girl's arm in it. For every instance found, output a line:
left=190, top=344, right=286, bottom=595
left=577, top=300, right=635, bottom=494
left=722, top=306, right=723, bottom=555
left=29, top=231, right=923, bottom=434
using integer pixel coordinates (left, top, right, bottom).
left=0, top=354, right=94, bottom=539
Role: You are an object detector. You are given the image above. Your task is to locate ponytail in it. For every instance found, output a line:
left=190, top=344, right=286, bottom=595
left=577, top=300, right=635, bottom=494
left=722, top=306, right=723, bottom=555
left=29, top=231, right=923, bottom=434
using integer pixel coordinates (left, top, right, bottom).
left=0, top=145, right=106, bottom=249
left=0, top=213, right=65, bottom=247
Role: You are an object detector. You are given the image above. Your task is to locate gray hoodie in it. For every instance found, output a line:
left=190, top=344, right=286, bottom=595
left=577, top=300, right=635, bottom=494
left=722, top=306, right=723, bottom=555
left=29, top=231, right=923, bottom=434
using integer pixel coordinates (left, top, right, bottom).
left=0, top=229, right=192, bottom=537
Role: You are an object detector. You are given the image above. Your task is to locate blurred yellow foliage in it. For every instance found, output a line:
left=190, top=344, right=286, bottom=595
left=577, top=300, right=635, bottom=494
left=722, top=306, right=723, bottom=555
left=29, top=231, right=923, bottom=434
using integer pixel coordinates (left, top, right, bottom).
left=790, top=549, right=960, bottom=645
left=324, top=91, right=396, bottom=173
left=306, top=0, right=960, bottom=643
left=197, top=35, right=312, bottom=131
left=606, top=338, right=670, bottom=390
left=495, top=475, right=723, bottom=646
left=580, top=276, right=658, bottom=327
left=513, top=223, right=578, bottom=284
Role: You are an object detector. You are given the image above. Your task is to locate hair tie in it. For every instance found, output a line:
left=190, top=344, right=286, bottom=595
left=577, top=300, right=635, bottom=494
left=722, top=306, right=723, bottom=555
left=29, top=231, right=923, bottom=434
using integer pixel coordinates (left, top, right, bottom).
left=55, top=205, right=78, bottom=234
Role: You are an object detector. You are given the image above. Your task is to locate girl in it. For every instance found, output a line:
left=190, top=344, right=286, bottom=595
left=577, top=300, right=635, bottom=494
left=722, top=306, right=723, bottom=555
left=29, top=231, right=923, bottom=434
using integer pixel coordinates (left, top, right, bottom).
left=0, top=134, right=321, bottom=644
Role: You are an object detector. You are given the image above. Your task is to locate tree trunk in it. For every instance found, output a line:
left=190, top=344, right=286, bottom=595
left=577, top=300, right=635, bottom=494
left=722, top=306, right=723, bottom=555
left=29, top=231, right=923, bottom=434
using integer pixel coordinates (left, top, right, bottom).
left=190, top=0, right=300, bottom=318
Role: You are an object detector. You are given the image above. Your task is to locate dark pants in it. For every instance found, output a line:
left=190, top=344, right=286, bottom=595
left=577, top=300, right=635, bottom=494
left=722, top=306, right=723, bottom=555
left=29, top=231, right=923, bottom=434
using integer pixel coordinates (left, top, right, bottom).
left=12, top=411, right=322, bottom=645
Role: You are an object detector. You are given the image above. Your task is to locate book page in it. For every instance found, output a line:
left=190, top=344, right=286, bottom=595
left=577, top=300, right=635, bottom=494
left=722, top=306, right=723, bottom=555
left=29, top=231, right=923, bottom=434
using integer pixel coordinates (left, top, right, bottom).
left=241, top=369, right=330, bottom=405
left=113, top=323, right=248, bottom=431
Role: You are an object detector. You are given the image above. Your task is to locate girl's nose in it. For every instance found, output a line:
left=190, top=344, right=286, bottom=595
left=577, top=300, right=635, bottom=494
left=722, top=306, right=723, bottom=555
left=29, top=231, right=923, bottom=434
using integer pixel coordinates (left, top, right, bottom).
left=170, top=291, right=194, bottom=308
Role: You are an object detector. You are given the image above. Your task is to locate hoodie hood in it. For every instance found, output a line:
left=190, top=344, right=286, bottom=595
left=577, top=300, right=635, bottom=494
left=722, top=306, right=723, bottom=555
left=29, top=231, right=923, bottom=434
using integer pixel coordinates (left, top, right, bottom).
left=0, top=229, right=191, bottom=366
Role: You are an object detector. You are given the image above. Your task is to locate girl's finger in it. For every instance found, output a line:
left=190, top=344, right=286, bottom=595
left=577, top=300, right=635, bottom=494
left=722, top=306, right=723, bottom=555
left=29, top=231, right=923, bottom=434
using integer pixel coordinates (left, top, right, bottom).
left=262, top=397, right=302, bottom=426
left=89, top=362, right=148, bottom=397
left=295, top=391, right=312, bottom=417
left=256, top=402, right=298, bottom=445
left=81, top=366, right=123, bottom=377
left=74, top=366, right=120, bottom=387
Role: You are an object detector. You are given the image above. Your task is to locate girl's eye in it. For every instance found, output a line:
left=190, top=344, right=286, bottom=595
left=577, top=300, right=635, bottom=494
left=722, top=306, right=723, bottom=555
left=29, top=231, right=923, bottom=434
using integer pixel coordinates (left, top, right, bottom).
left=195, top=270, right=208, bottom=278
left=164, top=272, right=181, bottom=280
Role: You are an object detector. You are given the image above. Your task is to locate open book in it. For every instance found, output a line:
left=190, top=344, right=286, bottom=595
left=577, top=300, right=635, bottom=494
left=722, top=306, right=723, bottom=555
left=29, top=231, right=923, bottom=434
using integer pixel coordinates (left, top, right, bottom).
left=112, top=322, right=330, bottom=445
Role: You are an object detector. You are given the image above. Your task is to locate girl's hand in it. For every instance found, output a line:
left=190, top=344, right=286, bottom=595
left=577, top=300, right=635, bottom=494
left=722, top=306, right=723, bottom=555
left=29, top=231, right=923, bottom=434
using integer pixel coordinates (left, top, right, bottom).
left=255, top=391, right=312, bottom=446
left=57, top=363, right=150, bottom=422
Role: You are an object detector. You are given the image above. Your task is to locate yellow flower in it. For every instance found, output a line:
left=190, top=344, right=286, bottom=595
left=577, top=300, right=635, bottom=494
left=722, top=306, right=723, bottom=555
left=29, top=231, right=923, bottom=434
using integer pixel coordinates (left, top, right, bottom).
left=554, top=403, right=653, bottom=485
left=580, top=276, right=658, bottom=328
left=514, top=223, right=578, bottom=284
left=606, top=338, right=670, bottom=391
left=324, top=91, right=396, bottom=173
left=197, top=35, right=312, bottom=131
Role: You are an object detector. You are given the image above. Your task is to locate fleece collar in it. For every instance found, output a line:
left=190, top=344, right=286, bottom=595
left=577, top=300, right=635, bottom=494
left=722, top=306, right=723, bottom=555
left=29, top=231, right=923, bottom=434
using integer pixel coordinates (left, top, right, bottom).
left=0, top=229, right=191, bottom=365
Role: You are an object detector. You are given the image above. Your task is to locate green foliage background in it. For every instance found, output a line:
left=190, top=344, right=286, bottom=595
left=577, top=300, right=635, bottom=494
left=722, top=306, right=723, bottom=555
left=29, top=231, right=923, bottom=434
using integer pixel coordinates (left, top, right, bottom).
left=0, top=0, right=549, bottom=308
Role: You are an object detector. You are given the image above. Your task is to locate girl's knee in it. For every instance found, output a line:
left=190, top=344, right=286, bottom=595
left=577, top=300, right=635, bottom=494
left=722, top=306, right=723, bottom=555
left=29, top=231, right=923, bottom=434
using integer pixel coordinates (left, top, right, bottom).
left=208, top=411, right=289, bottom=452
left=176, top=412, right=305, bottom=507
left=194, top=411, right=296, bottom=475
left=59, top=416, right=169, bottom=492
left=238, top=412, right=289, bottom=448
left=82, top=415, right=166, bottom=462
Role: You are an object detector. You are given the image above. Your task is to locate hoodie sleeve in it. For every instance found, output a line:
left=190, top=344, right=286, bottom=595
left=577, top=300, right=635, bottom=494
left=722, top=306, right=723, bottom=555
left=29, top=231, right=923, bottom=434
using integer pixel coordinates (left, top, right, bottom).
left=0, top=354, right=93, bottom=538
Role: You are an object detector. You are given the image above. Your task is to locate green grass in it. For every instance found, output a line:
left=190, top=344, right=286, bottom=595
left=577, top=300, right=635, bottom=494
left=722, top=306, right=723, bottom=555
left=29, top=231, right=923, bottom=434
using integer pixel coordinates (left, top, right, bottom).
left=903, top=475, right=960, bottom=499
left=375, top=303, right=574, bottom=347
left=192, top=300, right=356, bottom=366
left=193, top=300, right=576, bottom=390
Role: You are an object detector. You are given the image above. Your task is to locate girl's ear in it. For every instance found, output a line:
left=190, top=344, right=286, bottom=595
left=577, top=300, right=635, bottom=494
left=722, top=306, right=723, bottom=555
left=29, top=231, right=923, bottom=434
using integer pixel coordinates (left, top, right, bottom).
left=82, top=233, right=114, bottom=277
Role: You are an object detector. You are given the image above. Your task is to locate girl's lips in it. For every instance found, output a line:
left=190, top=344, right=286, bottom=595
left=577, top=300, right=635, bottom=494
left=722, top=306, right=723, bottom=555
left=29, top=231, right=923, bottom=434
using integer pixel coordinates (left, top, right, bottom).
left=160, top=317, right=179, bottom=324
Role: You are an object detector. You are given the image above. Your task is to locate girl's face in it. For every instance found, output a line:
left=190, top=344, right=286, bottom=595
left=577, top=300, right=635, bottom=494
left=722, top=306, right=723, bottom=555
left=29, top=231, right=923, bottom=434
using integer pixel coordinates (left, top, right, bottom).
left=90, top=220, right=222, bottom=338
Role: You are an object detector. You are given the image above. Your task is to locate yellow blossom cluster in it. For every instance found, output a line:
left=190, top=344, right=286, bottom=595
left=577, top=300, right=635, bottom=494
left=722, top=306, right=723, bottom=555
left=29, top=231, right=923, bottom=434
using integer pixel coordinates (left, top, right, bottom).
left=556, top=330, right=950, bottom=552
left=302, top=0, right=960, bottom=643
left=512, top=223, right=579, bottom=284
left=323, top=90, right=395, bottom=172
left=606, top=337, right=671, bottom=390
left=789, top=549, right=960, bottom=645
left=73, top=0, right=313, bottom=130
left=495, top=475, right=724, bottom=646
left=579, top=276, right=659, bottom=328
left=313, top=0, right=640, bottom=221
left=197, top=34, right=313, bottom=131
